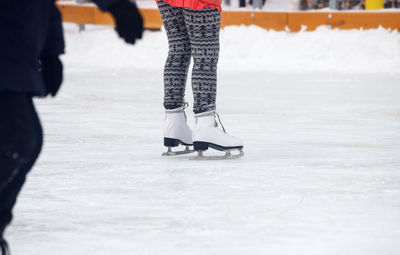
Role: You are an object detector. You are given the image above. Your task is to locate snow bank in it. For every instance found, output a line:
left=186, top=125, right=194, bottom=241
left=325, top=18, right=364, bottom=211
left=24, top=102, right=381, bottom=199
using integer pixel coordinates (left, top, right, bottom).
left=220, top=25, right=400, bottom=73
left=62, top=24, right=400, bottom=74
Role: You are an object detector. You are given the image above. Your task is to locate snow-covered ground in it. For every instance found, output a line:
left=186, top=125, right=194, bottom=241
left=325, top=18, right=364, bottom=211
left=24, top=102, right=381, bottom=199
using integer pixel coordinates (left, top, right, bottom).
left=6, top=25, right=400, bottom=255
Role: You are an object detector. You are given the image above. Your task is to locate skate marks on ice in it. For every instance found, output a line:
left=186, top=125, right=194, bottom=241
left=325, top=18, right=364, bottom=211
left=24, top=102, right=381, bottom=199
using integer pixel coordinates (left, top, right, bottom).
left=11, top=68, right=400, bottom=255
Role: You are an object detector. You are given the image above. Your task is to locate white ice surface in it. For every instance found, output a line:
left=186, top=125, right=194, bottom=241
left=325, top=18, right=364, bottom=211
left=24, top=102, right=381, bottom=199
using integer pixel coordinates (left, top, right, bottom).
left=6, top=25, right=400, bottom=255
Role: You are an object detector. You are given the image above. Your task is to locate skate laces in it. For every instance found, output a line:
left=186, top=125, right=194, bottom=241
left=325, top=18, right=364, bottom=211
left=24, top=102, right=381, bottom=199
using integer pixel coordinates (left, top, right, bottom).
left=195, top=111, right=227, bottom=133
left=215, top=112, right=227, bottom=133
left=183, top=103, right=188, bottom=121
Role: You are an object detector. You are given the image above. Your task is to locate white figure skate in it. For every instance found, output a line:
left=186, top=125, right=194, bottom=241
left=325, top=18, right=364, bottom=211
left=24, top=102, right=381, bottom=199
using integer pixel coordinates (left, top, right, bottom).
left=162, top=105, right=194, bottom=156
left=192, top=111, right=244, bottom=160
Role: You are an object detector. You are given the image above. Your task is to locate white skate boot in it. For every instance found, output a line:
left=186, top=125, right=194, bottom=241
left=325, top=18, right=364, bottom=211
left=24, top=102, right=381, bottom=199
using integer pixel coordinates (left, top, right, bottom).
left=192, top=111, right=244, bottom=160
left=162, top=105, right=194, bottom=156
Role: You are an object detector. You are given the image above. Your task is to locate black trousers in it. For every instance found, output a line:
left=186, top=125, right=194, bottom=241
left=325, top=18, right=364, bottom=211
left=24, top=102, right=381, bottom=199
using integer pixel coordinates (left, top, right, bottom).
left=0, top=92, right=43, bottom=235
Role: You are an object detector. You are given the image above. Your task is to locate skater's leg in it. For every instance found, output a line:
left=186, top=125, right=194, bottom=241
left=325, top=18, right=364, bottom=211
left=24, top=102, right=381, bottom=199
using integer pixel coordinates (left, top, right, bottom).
left=0, top=92, right=43, bottom=235
left=157, top=1, right=192, bottom=110
left=183, top=8, right=221, bottom=114
left=182, top=10, right=243, bottom=157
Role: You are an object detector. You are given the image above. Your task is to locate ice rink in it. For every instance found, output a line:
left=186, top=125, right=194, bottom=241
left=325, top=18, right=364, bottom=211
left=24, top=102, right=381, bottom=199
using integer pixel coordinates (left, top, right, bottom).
left=6, top=25, right=400, bottom=254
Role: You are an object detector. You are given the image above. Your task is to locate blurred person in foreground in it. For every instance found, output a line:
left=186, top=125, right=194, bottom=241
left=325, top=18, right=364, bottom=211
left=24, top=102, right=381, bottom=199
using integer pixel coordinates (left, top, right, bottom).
left=0, top=0, right=142, bottom=254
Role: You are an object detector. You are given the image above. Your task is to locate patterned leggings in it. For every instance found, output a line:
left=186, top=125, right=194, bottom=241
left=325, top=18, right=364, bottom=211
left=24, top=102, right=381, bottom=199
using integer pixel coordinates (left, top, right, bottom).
left=157, top=1, right=221, bottom=114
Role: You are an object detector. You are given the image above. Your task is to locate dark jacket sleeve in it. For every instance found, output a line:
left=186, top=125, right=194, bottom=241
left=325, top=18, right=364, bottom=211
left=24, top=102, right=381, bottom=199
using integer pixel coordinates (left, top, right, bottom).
left=41, top=2, right=65, bottom=58
left=92, top=0, right=122, bottom=11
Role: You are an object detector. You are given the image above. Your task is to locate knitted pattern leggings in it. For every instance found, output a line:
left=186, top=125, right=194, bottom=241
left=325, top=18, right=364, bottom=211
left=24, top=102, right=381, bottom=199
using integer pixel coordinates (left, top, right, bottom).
left=157, top=1, right=221, bottom=114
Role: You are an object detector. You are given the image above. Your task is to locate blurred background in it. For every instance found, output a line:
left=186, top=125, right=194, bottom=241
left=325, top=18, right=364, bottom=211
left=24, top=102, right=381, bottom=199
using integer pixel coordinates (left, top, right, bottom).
left=68, top=0, right=400, bottom=10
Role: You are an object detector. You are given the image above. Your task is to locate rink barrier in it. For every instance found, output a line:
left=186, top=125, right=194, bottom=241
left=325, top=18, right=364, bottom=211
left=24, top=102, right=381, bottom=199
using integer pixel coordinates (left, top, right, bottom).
left=57, top=4, right=163, bottom=29
left=56, top=3, right=400, bottom=31
left=287, top=12, right=400, bottom=31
